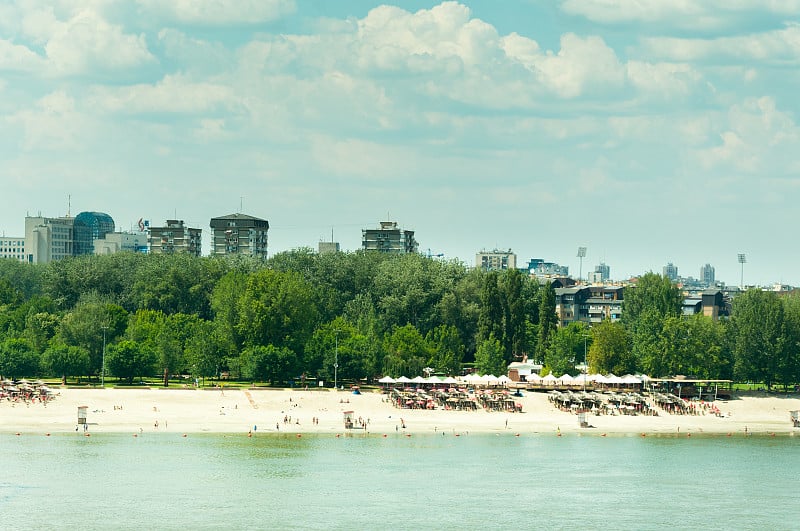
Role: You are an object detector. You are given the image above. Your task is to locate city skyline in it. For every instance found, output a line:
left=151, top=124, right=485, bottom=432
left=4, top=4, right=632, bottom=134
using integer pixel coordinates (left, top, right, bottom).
left=2, top=1, right=798, bottom=286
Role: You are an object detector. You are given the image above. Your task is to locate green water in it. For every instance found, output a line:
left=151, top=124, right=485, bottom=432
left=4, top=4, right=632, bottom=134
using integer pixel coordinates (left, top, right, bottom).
left=2, top=432, right=799, bottom=530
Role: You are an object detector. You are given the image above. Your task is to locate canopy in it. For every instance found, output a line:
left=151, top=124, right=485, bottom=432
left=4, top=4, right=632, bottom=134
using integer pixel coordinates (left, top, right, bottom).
left=396, top=376, right=412, bottom=383
left=378, top=376, right=396, bottom=384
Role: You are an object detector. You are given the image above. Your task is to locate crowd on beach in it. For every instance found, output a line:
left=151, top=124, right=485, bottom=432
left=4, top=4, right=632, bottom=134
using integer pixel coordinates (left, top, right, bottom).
left=386, top=386, right=522, bottom=413
left=1, top=378, right=55, bottom=406
left=548, top=389, right=726, bottom=418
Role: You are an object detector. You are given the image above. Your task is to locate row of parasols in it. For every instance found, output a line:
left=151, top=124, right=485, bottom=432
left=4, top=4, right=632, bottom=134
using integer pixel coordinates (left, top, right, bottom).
left=379, top=374, right=513, bottom=386
left=525, top=372, right=648, bottom=387
left=1, top=378, right=53, bottom=400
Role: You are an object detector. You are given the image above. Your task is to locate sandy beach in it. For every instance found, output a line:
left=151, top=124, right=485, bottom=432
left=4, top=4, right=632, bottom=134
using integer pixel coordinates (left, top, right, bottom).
left=3, top=387, right=800, bottom=437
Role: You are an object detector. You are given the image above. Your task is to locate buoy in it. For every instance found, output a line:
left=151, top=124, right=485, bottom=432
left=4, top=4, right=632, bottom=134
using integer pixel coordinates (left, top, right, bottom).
left=296, top=434, right=302, bottom=438
left=182, top=434, right=187, bottom=438
left=335, top=434, right=340, bottom=438
left=382, top=434, right=387, bottom=438
left=640, top=433, right=646, bottom=437
left=557, top=433, right=562, bottom=437
left=727, top=433, right=731, bottom=437
left=601, top=433, right=607, bottom=437
left=84, top=433, right=90, bottom=437
left=15, top=432, right=20, bottom=436
left=515, top=433, right=520, bottom=437
left=687, top=433, right=691, bottom=437
left=133, top=434, right=138, bottom=437
left=45, top=433, right=50, bottom=437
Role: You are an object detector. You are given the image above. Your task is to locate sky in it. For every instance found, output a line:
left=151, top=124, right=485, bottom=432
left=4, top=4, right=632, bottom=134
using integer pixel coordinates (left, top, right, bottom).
left=2, top=0, right=799, bottom=287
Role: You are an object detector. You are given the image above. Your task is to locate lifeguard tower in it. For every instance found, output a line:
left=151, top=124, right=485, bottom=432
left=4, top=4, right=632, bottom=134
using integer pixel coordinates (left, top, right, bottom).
left=77, top=406, right=88, bottom=425
left=343, top=411, right=355, bottom=429
left=791, top=410, right=799, bottom=428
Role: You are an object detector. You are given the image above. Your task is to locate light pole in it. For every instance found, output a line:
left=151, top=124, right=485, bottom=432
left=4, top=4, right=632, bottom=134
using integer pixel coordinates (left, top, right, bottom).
left=738, top=253, right=746, bottom=290
left=101, top=324, right=109, bottom=388
left=333, top=329, right=340, bottom=391
left=577, top=247, right=587, bottom=283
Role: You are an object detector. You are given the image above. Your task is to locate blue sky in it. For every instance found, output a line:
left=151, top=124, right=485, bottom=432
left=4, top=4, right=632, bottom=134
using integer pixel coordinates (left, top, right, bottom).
left=2, top=0, right=799, bottom=286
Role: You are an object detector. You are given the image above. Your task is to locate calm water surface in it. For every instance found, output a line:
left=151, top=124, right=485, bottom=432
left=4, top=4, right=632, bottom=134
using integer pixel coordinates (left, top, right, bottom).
left=2, top=432, right=799, bottom=530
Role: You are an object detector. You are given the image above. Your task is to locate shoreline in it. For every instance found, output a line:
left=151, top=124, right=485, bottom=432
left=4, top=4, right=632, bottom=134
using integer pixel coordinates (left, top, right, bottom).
left=2, top=387, right=799, bottom=436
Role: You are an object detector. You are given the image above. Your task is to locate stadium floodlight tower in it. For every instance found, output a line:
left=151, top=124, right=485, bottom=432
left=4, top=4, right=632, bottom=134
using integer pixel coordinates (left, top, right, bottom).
left=577, top=247, right=587, bottom=282
left=738, top=253, right=746, bottom=290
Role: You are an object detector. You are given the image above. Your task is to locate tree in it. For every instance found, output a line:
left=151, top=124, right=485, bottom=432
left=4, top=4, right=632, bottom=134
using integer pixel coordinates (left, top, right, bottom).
left=106, top=340, right=157, bottom=384
left=474, top=334, right=506, bottom=376
left=239, top=345, right=298, bottom=385
left=543, top=322, right=588, bottom=377
left=237, top=269, right=320, bottom=355
left=587, top=321, right=634, bottom=375
left=730, top=289, right=786, bottom=390
left=623, top=272, right=682, bottom=324
left=43, top=344, right=90, bottom=384
left=0, top=338, right=39, bottom=378
left=426, top=325, right=464, bottom=376
left=382, top=324, right=431, bottom=378
left=535, top=282, right=557, bottom=363
left=57, top=299, right=127, bottom=375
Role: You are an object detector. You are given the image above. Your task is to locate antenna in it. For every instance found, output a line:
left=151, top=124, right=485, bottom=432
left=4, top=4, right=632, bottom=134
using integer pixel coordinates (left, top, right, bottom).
left=68, top=195, right=71, bottom=217
left=240, top=196, right=243, bottom=213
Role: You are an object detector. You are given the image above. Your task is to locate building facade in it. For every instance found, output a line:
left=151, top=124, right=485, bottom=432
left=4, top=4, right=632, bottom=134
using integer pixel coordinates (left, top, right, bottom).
left=362, top=221, right=418, bottom=254
left=476, top=249, right=516, bottom=271
left=24, top=215, right=75, bottom=263
left=73, top=211, right=115, bottom=256
left=0, top=237, right=26, bottom=262
left=94, top=232, right=148, bottom=255
left=209, top=213, right=269, bottom=258
left=700, top=263, right=715, bottom=286
left=663, top=262, right=679, bottom=281
left=148, top=220, right=201, bottom=256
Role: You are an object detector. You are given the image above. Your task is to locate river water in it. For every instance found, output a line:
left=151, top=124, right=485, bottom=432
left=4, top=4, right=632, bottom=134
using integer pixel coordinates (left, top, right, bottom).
left=2, top=432, right=798, bottom=530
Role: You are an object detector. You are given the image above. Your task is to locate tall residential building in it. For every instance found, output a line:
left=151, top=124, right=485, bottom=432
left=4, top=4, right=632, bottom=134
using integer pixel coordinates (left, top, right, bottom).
left=591, top=262, right=611, bottom=282
left=663, top=262, right=679, bottom=281
left=476, top=249, right=516, bottom=271
left=362, top=221, right=418, bottom=254
left=0, top=236, right=26, bottom=262
left=24, top=215, right=75, bottom=263
left=148, top=220, right=202, bottom=256
left=73, top=211, right=115, bottom=255
left=209, top=213, right=269, bottom=258
left=700, top=263, right=715, bottom=286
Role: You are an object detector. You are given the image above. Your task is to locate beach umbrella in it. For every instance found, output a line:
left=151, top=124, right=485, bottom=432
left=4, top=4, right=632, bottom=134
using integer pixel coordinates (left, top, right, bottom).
left=396, top=376, right=412, bottom=384
left=559, top=374, right=574, bottom=385
left=526, top=373, right=542, bottom=383
left=378, top=376, right=396, bottom=384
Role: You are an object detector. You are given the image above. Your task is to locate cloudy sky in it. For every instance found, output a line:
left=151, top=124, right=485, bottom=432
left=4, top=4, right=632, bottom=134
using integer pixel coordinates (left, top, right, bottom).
left=2, top=1, right=799, bottom=286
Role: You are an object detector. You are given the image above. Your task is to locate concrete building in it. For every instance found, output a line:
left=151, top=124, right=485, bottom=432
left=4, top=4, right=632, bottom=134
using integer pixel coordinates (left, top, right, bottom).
left=527, top=258, right=569, bottom=277
left=318, top=241, right=340, bottom=254
left=148, top=220, right=201, bottom=256
left=663, top=262, right=679, bottom=281
left=94, top=232, right=148, bottom=255
left=0, top=236, right=26, bottom=262
left=554, top=286, right=591, bottom=327
left=24, top=215, right=75, bottom=263
left=362, top=221, right=418, bottom=254
left=209, top=213, right=269, bottom=258
left=587, top=286, right=624, bottom=324
left=700, top=263, right=715, bottom=286
left=476, top=249, right=516, bottom=271
left=589, top=262, right=610, bottom=283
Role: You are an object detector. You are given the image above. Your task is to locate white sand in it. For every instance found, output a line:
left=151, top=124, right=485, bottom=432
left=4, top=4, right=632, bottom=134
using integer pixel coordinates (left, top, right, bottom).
left=2, top=387, right=799, bottom=436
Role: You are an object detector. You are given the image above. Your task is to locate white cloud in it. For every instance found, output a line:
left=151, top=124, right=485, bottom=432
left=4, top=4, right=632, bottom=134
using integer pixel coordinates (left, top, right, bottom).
left=7, top=91, right=86, bottom=151
left=136, top=0, right=295, bottom=25
left=535, top=33, right=625, bottom=98
left=641, top=24, right=800, bottom=64
left=560, top=0, right=800, bottom=29
left=695, top=97, right=800, bottom=174
left=0, top=39, right=44, bottom=72
left=89, top=74, right=234, bottom=114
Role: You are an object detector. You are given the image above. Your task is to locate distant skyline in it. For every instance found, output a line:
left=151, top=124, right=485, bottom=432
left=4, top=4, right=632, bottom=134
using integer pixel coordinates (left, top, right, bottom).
left=2, top=1, right=799, bottom=286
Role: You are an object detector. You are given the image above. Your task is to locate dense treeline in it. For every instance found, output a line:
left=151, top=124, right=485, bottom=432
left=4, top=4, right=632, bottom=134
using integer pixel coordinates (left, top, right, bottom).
left=0, top=253, right=798, bottom=388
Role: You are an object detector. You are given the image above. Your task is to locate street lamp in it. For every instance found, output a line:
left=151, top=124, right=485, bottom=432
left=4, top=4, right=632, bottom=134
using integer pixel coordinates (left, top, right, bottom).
left=101, top=324, right=109, bottom=388
left=333, top=329, right=340, bottom=391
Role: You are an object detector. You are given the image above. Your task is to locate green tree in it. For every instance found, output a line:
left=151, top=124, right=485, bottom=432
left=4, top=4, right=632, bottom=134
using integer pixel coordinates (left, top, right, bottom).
left=425, top=325, right=464, bottom=376
left=237, top=269, right=320, bottom=355
left=382, top=324, right=431, bottom=378
left=587, top=320, right=634, bottom=375
left=106, top=340, right=157, bottom=384
left=543, top=322, right=588, bottom=377
left=42, top=343, right=90, bottom=384
left=0, top=337, right=39, bottom=378
left=57, top=299, right=127, bottom=375
left=730, top=289, right=786, bottom=390
left=239, top=345, right=298, bottom=385
left=474, top=334, right=506, bottom=376
left=535, top=282, right=557, bottom=363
